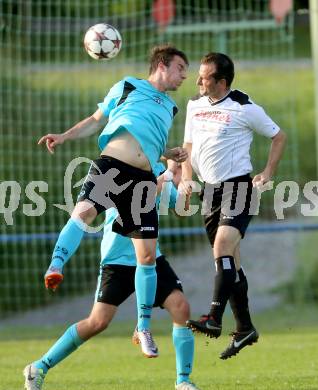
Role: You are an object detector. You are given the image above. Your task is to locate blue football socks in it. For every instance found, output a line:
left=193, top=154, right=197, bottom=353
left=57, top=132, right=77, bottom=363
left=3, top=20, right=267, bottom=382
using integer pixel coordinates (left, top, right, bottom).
left=33, top=324, right=84, bottom=373
left=49, top=218, right=85, bottom=270
left=173, top=326, right=194, bottom=385
left=135, top=263, right=157, bottom=331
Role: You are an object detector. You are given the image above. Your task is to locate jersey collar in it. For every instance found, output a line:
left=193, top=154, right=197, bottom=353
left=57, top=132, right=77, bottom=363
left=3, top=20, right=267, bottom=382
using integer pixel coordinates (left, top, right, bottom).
left=208, top=89, right=232, bottom=106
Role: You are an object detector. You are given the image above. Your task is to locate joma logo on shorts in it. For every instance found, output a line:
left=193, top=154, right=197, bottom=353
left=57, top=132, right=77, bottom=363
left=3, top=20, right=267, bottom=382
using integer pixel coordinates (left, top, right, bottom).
left=140, top=226, right=155, bottom=231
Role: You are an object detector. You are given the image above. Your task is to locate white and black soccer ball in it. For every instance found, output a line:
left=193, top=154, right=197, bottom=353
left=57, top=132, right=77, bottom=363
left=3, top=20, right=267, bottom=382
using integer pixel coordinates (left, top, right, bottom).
left=84, top=23, right=122, bottom=60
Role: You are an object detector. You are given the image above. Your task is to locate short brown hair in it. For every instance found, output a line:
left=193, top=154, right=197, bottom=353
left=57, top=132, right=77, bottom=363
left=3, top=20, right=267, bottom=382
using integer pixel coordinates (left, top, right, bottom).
left=201, top=52, right=235, bottom=87
left=148, top=44, right=189, bottom=75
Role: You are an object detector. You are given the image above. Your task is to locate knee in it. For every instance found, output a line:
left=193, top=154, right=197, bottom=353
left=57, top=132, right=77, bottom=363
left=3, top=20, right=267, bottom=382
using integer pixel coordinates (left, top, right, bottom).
left=171, top=297, right=191, bottom=324
left=87, top=317, right=109, bottom=335
left=179, top=299, right=191, bottom=319
left=214, top=237, right=234, bottom=257
left=71, top=202, right=97, bottom=225
left=138, top=253, right=156, bottom=266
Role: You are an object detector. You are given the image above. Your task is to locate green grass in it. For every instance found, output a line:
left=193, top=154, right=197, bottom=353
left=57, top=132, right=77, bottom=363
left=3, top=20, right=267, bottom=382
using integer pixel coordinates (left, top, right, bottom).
left=2, top=306, right=318, bottom=390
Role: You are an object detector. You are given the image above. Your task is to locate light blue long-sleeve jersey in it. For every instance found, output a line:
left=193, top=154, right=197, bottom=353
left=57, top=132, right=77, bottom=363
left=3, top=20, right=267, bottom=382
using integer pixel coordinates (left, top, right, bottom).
left=100, top=164, right=178, bottom=266
left=97, top=76, right=178, bottom=170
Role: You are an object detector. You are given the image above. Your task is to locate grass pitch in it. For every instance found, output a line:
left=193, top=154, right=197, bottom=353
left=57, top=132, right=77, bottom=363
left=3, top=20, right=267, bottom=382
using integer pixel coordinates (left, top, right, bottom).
left=1, top=305, right=318, bottom=390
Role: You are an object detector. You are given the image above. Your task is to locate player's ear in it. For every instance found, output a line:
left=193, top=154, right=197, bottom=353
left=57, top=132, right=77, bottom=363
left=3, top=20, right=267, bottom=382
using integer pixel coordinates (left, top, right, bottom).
left=157, top=61, right=167, bottom=72
left=219, top=78, right=227, bottom=88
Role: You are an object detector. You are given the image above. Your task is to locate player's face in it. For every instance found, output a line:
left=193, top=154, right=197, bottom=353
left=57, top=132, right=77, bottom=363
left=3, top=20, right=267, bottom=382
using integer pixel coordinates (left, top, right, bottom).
left=196, top=63, right=223, bottom=98
left=163, top=56, right=188, bottom=91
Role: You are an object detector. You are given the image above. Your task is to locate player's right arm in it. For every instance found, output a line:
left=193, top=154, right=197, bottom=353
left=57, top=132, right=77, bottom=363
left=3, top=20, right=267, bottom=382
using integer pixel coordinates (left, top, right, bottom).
left=177, top=142, right=193, bottom=210
left=38, top=108, right=108, bottom=154
left=179, top=142, right=193, bottom=195
left=179, top=100, right=194, bottom=197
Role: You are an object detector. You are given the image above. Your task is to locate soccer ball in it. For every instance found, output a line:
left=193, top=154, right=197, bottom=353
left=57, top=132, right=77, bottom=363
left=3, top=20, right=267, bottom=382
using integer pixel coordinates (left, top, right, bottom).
left=84, top=23, right=122, bottom=60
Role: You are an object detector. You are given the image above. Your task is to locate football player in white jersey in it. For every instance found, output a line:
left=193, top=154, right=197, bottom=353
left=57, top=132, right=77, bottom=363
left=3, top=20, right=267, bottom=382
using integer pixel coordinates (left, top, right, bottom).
left=181, top=52, right=287, bottom=359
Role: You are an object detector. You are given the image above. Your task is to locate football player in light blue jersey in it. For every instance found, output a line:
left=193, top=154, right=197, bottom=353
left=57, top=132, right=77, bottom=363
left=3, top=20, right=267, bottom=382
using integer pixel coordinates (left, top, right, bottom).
left=98, top=161, right=177, bottom=268
left=24, top=162, right=201, bottom=390
left=98, top=76, right=179, bottom=171
left=37, top=44, right=189, bottom=360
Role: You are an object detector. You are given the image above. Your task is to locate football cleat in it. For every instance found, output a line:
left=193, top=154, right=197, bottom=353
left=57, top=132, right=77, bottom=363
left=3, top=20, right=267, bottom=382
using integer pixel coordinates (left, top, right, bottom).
left=44, top=267, right=63, bottom=291
left=175, top=381, right=201, bottom=390
left=132, top=326, right=139, bottom=345
left=132, top=327, right=159, bottom=358
left=220, top=327, right=259, bottom=360
left=23, top=364, right=45, bottom=390
left=186, top=314, right=222, bottom=338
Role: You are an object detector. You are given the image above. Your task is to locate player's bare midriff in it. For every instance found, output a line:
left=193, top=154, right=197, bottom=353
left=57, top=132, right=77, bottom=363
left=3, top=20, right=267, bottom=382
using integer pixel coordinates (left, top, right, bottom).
left=101, top=129, right=151, bottom=172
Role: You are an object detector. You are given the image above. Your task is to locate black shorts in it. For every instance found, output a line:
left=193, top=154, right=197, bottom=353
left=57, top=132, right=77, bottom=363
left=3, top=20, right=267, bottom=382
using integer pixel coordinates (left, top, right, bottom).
left=77, top=155, right=158, bottom=238
left=201, top=174, right=256, bottom=246
left=95, top=256, right=183, bottom=307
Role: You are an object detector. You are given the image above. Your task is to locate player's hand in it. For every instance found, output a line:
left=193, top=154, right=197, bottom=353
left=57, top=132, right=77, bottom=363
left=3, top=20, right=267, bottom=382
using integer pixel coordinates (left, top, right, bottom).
left=163, top=147, right=188, bottom=163
left=252, top=171, right=271, bottom=188
left=178, top=179, right=193, bottom=211
left=178, top=178, right=193, bottom=196
left=166, top=160, right=182, bottom=186
left=44, top=267, right=64, bottom=291
left=38, top=133, right=65, bottom=154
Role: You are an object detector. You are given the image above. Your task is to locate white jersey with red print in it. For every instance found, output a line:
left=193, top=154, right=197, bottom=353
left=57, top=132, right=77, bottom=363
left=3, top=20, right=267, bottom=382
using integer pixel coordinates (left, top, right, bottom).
left=184, top=89, right=280, bottom=184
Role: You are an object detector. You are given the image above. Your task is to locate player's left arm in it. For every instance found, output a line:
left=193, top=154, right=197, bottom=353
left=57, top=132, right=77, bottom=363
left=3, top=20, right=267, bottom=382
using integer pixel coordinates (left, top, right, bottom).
left=246, top=103, right=287, bottom=186
left=252, top=129, right=287, bottom=186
